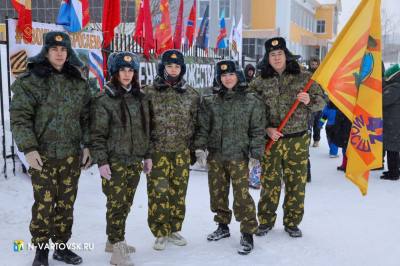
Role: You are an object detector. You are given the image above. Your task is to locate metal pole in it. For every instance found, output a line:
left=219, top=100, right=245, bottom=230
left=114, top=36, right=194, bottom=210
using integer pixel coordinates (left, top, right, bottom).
left=0, top=39, right=7, bottom=179
left=5, top=18, right=15, bottom=175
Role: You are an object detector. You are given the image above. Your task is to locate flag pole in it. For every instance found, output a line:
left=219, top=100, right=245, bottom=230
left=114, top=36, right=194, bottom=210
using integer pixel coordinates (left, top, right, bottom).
left=265, top=79, right=315, bottom=151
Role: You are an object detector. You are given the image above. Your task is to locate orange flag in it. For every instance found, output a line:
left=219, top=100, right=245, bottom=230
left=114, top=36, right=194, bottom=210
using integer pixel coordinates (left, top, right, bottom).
left=155, top=0, right=173, bottom=54
left=312, top=0, right=382, bottom=195
left=11, top=0, right=32, bottom=43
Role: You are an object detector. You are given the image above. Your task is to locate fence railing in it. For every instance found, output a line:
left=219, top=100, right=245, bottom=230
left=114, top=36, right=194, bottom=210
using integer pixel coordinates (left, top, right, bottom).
left=107, top=33, right=230, bottom=60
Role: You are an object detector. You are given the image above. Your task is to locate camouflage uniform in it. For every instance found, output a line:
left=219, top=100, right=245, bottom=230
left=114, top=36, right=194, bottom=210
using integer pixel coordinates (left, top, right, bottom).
left=10, top=62, right=91, bottom=246
left=195, top=89, right=267, bottom=234
left=249, top=71, right=325, bottom=228
left=90, top=82, right=150, bottom=244
left=144, top=76, right=199, bottom=237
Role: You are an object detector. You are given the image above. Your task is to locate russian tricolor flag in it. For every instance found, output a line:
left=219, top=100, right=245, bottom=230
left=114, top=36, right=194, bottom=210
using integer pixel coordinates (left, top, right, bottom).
left=57, top=0, right=90, bottom=32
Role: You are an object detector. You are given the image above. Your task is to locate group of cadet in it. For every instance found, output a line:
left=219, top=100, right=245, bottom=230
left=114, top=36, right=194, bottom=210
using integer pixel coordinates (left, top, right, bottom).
left=10, top=31, right=325, bottom=266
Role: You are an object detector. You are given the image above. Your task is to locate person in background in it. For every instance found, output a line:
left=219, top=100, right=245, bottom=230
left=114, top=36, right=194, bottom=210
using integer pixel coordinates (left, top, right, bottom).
left=331, top=109, right=352, bottom=172
left=381, top=64, right=400, bottom=180
left=308, top=57, right=323, bottom=147
left=244, top=63, right=256, bottom=83
left=318, top=101, right=339, bottom=158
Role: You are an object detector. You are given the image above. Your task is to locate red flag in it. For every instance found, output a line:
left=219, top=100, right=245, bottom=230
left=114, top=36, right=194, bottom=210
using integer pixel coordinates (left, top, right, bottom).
left=155, top=0, right=173, bottom=54
left=134, top=0, right=155, bottom=60
left=173, top=0, right=184, bottom=49
left=11, top=0, right=32, bottom=43
left=185, top=0, right=196, bottom=48
left=102, top=0, right=120, bottom=48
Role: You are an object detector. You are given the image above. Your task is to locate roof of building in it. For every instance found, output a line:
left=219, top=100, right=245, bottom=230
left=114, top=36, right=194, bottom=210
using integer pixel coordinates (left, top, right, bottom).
left=318, top=0, right=342, bottom=11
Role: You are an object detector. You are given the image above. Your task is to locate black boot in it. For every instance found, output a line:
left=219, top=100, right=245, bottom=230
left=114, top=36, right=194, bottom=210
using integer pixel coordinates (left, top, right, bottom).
left=237, top=233, right=254, bottom=255
left=380, top=172, right=400, bottom=181
left=207, top=223, right=230, bottom=241
left=53, top=245, right=83, bottom=265
left=255, top=224, right=273, bottom=237
left=285, top=226, right=302, bottom=237
left=32, top=247, right=49, bottom=266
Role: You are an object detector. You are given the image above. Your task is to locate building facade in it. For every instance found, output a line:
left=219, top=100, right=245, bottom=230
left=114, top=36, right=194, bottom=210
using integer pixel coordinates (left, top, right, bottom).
left=0, top=0, right=136, bottom=40
left=242, top=0, right=341, bottom=62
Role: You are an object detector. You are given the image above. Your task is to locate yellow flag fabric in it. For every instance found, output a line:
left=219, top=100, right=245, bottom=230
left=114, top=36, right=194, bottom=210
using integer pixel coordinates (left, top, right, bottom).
left=312, top=0, right=382, bottom=195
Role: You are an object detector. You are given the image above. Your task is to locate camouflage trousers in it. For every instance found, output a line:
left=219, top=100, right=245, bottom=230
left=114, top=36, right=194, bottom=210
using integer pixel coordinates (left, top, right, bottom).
left=147, top=149, right=190, bottom=237
left=28, top=155, right=81, bottom=245
left=102, top=161, right=142, bottom=244
left=258, top=133, right=310, bottom=228
left=208, top=158, right=258, bottom=234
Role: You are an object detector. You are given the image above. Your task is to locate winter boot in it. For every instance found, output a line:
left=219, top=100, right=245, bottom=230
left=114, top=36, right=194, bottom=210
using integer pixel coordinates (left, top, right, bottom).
left=380, top=172, right=400, bottom=180
left=284, top=226, right=302, bottom=238
left=32, top=246, right=49, bottom=266
left=237, top=233, right=254, bottom=255
left=53, top=245, right=82, bottom=265
left=153, top=237, right=167, bottom=251
left=207, top=223, right=230, bottom=241
left=337, top=165, right=346, bottom=171
left=105, top=240, right=135, bottom=253
left=168, top=232, right=187, bottom=246
left=110, top=241, right=134, bottom=266
left=255, top=224, right=273, bottom=237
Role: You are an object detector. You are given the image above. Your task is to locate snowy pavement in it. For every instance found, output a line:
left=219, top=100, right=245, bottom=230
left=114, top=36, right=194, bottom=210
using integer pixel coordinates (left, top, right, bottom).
left=1, top=133, right=400, bottom=266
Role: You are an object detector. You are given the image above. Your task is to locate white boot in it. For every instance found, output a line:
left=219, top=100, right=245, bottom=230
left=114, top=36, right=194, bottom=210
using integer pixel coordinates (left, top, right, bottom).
left=153, top=237, right=167, bottom=251
left=110, top=240, right=134, bottom=266
left=105, top=240, right=135, bottom=253
left=168, top=232, right=187, bottom=246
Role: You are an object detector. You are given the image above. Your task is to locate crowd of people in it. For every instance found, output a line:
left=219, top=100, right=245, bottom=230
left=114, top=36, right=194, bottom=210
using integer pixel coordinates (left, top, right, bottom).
left=9, top=30, right=399, bottom=266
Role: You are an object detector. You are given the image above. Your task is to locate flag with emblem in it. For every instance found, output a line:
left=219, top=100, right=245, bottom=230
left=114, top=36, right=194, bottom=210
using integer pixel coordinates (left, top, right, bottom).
left=102, top=0, right=120, bottom=48
left=215, top=10, right=227, bottom=52
left=311, top=0, right=382, bottom=195
left=56, top=0, right=90, bottom=32
left=196, top=5, right=209, bottom=51
left=229, top=16, right=236, bottom=56
left=11, top=0, right=32, bottom=43
left=134, top=0, right=155, bottom=59
left=185, top=0, right=196, bottom=49
left=173, top=0, right=184, bottom=49
left=155, top=0, right=174, bottom=54
left=88, top=51, right=105, bottom=91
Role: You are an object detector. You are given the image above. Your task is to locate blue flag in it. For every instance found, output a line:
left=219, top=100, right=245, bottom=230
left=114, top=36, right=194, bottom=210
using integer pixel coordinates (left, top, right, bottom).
left=196, top=5, right=209, bottom=50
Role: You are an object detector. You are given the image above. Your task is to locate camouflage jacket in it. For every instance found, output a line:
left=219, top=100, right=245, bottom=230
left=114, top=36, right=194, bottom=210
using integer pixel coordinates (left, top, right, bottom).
left=194, top=89, right=267, bottom=161
left=10, top=63, right=91, bottom=159
left=90, top=82, right=150, bottom=166
left=248, top=71, right=325, bottom=135
left=144, top=76, right=200, bottom=153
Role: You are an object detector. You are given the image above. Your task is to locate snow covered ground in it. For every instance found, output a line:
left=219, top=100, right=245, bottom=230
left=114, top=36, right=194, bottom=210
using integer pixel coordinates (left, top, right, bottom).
left=1, top=133, right=400, bottom=266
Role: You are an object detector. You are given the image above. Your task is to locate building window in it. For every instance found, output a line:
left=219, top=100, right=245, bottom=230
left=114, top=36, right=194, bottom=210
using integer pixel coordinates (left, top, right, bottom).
left=219, top=0, right=230, bottom=18
left=198, top=0, right=210, bottom=19
left=243, top=38, right=256, bottom=58
left=316, top=20, right=326, bottom=33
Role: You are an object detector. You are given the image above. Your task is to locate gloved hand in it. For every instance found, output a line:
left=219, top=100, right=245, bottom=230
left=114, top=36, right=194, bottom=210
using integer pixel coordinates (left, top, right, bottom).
left=26, top=150, right=43, bottom=171
left=81, top=148, right=92, bottom=169
left=143, top=159, right=153, bottom=174
left=248, top=158, right=259, bottom=170
left=195, top=149, right=207, bottom=168
left=99, top=164, right=112, bottom=180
